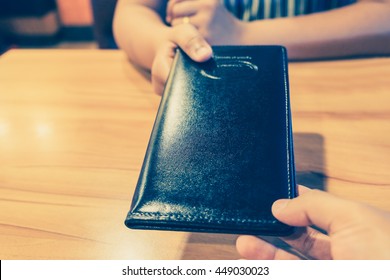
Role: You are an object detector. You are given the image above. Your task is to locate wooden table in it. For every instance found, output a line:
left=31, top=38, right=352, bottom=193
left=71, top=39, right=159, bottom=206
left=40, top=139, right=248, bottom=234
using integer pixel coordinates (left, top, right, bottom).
left=0, top=49, right=389, bottom=259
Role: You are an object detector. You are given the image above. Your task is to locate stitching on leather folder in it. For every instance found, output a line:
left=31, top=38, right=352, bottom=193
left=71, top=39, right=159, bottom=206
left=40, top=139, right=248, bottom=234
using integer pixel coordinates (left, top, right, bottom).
left=281, top=47, right=293, bottom=200
left=130, top=212, right=277, bottom=224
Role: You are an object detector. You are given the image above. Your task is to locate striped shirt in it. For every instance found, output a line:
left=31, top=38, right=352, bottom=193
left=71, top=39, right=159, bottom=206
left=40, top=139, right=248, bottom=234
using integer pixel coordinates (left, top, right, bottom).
left=222, top=0, right=357, bottom=21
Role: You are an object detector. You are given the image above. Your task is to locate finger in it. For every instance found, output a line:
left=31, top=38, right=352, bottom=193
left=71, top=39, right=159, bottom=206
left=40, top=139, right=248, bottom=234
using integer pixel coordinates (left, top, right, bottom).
left=170, top=14, right=203, bottom=36
left=236, top=235, right=301, bottom=260
left=151, top=42, right=177, bottom=95
left=280, top=227, right=332, bottom=260
left=238, top=187, right=333, bottom=260
left=166, top=0, right=177, bottom=23
left=297, top=184, right=311, bottom=194
left=272, top=188, right=361, bottom=234
left=169, top=1, right=198, bottom=23
left=166, top=0, right=189, bottom=23
left=169, top=24, right=212, bottom=62
left=170, top=16, right=193, bottom=27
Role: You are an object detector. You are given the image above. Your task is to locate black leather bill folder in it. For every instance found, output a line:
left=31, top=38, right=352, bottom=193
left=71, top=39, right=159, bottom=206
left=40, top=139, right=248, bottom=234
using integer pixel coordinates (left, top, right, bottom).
left=125, top=46, right=297, bottom=236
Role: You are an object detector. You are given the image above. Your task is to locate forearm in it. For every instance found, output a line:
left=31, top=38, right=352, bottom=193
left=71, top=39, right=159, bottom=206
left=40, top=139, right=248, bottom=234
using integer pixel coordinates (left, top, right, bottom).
left=113, top=0, right=169, bottom=69
left=239, top=1, right=390, bottom=59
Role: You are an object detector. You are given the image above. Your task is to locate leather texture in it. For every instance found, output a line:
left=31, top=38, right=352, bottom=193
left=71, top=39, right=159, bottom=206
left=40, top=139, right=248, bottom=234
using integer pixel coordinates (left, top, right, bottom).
left=125, top=46, right=296, bottom=235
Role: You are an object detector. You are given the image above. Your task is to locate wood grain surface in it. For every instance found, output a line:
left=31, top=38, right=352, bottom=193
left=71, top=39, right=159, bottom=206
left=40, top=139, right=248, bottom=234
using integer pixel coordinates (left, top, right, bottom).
left=0, top=50, right=389, bottom=259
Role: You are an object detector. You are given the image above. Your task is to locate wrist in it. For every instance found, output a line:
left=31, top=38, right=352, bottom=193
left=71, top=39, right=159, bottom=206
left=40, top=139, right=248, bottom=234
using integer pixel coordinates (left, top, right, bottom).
left=238, top=21, right=265, bottom=45
left=230, top=19, right=248, bottom=45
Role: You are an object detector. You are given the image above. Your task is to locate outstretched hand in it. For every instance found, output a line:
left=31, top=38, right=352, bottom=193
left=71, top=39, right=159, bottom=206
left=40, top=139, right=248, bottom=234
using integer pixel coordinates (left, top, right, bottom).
left=151, top=23, right=212, bottom=95
left=236, top=186, right=390, bottom=260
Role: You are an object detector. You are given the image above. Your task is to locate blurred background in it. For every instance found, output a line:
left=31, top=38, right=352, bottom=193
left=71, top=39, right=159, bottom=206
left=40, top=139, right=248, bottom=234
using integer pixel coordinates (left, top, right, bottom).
left=0, top=0, right=118, bottom=54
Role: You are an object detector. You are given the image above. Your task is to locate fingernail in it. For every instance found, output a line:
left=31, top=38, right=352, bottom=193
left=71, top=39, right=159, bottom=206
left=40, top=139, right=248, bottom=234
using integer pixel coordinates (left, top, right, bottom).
left=272, top=200, right=289, bottom=214
left=195, top=45, right=209, bottom=56
left=193, top=45, right=212, bottom=60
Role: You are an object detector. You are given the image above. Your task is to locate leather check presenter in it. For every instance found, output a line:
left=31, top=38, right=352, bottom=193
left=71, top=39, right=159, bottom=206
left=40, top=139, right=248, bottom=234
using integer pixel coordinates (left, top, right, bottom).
left=125, top=46, right=297, bottom=235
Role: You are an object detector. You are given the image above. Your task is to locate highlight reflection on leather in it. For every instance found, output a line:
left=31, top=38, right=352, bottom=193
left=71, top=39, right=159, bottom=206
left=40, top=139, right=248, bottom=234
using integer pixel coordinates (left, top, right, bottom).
left=125, top=46, right=296, bottom=236
left=200, top=58, right=258, bottom=80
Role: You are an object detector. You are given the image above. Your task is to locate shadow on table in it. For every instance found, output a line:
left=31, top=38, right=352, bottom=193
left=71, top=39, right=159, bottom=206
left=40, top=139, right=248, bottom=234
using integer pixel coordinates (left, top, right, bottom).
left=294, top=132, right=326, bottom=191
left=180, top=132, right=326, bottom=260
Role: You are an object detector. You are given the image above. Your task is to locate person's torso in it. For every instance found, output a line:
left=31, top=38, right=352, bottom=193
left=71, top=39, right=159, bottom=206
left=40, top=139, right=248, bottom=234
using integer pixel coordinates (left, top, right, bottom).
left=222, top=0, right=357, bottom=21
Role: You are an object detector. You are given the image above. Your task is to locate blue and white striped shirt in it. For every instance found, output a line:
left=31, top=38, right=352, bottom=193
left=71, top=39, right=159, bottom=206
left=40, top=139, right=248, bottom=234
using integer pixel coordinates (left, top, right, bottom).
left=222, top=0, right=357, bottom=21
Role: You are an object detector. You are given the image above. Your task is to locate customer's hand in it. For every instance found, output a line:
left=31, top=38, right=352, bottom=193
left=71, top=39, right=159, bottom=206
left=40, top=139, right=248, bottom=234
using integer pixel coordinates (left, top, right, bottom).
left=166, top=0, right=244, bottom=45
left=151, top=23, right=212, bottom=95
left=236, top=186, right=390, bottom=260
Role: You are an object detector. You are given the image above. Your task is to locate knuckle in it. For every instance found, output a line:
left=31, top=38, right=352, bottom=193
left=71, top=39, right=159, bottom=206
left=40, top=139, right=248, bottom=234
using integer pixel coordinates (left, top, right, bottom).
left=304, top=189, right=322, bottom=200
left=171, top=24, right=200, bottom=47
left=184, top=34, right=203, bottom=49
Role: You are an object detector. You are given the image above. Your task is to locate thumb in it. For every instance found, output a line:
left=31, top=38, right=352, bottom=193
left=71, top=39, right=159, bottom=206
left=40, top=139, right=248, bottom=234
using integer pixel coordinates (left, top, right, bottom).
left=169, top=24, right=213, bottom=62
left=272, top=187, right=361, bottom=234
